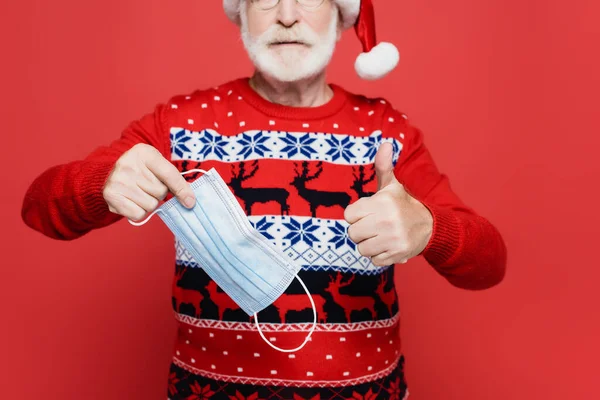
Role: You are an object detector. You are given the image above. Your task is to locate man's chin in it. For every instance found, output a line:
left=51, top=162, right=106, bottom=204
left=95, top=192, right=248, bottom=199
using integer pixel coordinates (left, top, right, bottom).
left=258, top=53, right=310, bottom=74
left=247, top=48, right=329, bottom=82
left=262, top=66, right=311, bottom=83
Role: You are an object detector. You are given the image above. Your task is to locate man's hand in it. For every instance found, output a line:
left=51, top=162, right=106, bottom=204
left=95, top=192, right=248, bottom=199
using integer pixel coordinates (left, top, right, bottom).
left=344, top=142, right=433, bottom=266
left=103, top=143, right=196, bottom=221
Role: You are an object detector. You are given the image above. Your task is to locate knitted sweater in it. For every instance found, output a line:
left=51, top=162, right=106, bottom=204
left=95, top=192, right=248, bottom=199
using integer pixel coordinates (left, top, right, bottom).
left=22, top=77, right=506, bottom=399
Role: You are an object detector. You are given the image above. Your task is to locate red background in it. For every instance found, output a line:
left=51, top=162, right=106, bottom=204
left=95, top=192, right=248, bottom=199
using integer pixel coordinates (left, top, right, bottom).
left=2, top=0, right=599, bottom=398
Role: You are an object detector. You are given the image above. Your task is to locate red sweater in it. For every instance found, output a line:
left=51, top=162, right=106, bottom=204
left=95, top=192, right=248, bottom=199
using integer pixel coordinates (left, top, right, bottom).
left=22, top=77, right=506, bottom=393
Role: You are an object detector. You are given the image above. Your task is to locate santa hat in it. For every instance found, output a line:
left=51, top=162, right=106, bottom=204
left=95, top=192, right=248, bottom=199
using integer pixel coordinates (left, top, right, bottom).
left=223, top=0, right=400, bottom=80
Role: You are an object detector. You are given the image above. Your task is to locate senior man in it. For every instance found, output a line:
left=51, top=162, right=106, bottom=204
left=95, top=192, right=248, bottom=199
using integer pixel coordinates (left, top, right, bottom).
left=22, top=0, right=507, bottom=398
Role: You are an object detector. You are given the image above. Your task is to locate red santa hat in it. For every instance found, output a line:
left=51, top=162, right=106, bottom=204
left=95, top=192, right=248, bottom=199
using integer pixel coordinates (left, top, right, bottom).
left=223, top=0, right=400, bottom=80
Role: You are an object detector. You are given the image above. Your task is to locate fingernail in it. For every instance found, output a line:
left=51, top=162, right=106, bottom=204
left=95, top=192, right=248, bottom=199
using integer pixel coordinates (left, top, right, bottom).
left=184, top=196, right=195, bottom=208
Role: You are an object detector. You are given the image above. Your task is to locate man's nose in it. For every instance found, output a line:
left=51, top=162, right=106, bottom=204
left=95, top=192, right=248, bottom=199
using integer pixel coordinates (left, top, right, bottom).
left=277, top=0, right=301, bottom=27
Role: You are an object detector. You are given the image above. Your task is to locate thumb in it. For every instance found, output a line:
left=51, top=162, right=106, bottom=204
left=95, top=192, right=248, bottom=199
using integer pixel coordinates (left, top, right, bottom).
left=375, top=141, right=397, bottom=191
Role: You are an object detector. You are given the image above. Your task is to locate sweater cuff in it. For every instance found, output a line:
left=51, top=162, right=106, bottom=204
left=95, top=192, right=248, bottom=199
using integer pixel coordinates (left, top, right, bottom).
left=78, top=162, right=118, bottom=221
left=419, top=203, right=463, bottom=267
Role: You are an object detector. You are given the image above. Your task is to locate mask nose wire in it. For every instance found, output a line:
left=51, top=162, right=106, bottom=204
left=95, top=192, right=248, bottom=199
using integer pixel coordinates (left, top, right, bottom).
left=127, top=168, right=209, bottom=227
left=254, top=274, right=317, bottom=353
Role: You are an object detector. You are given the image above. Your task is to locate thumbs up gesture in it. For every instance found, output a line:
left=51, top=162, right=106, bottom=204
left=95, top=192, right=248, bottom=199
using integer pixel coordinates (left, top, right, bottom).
left=344, top=142, right=434, bottom=266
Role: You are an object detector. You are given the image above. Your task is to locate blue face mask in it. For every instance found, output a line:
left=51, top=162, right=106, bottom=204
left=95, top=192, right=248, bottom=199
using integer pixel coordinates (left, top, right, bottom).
left=129, top=168, right=316, bottom=353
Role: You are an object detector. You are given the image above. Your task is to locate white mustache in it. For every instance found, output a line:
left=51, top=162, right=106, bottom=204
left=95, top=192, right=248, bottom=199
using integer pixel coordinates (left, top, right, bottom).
left=258, top=25, right=319, bottom=46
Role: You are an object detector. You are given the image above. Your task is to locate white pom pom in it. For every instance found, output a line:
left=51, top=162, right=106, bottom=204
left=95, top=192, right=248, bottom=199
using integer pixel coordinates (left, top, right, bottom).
left=355, top=42, right=400, bottom=80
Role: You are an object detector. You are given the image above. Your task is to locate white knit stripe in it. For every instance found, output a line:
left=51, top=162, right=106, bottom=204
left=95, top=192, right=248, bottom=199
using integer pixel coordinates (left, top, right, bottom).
left=175, top=312, right=400, bottom=332
left=175, top=215, right=391, bottom=275
left=169, top=128, right=402, bottom=166
left=172, top=354, right=401, bottom=388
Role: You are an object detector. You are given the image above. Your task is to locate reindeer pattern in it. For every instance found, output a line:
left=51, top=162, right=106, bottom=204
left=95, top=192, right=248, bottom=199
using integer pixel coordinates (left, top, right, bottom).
left=172, top=265, right=398, bottom=324
left=173, top=137, right=397, bottom=325
left=179, top=156, right=378, bottom=218
left=228, top=160, right=291, bottom=215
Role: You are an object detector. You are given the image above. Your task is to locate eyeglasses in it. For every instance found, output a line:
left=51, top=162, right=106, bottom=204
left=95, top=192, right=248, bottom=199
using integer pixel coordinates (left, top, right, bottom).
left=249, top=0, right=326, bottom=11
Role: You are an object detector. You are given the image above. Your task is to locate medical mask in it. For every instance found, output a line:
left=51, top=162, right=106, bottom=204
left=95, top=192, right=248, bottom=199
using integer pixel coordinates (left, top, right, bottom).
left=129, top=168, right=316, bottom=352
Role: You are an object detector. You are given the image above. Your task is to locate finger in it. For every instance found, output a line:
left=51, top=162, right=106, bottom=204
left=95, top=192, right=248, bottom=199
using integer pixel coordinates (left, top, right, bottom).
left=124, top=186, right=160, bottom=213
left=347, top=215, right=378, bottom=243
left=357, top=236, right=388, bottom=258
left=145, top=153, right=196, bottom=208
left=344, top=197, right=371, bottom=224
left=138, top=170, right=169, bottom=201
left=113, top=196, right=149, bottom=222
left=375, top=142, right=396, bottom=191
left=371, top=252, right=393, bottom=267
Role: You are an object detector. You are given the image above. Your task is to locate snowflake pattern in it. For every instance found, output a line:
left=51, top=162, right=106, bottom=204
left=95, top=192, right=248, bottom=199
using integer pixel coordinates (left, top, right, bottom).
left=199, top=130, right=229, bottom=160
left=168, top=372, right=180, bottom=397
left=237, top=131, right=270, bottom=159
left=170, top=129, right=193, bottom=158
left=326, top=135, right=355, bottom=163
left=169, top=128, right=402, bottom=165
left=280, top=133, right=318, bottom=158
left=283, top=218, right=319, bottom=246
left=228, top=391, right=262, bottom=400
left=329, top=221, right=356, bottom=250
left=363, top=132, right=383, bottom=161
left=168, top=359, right=407, bottom=399
left=187, top=381, right=215, bottom=399
left=251, top=217, right=275, bottom=240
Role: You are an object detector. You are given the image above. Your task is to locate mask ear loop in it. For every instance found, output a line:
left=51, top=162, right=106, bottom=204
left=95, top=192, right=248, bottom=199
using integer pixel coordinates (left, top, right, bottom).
left=127, top=169, right=209, bottom=227
left=254, top=274, right=317, bottom=353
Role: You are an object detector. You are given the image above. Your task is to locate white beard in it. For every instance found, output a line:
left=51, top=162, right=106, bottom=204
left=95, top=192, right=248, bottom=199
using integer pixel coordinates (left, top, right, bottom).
left=240, top=5, right=339, bottom=82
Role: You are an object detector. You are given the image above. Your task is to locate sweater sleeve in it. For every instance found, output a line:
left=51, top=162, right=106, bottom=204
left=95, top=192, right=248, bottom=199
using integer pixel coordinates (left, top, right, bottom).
left=386, top=110, right=507, bottom=290
left=21, top=103, right=172, bottom=241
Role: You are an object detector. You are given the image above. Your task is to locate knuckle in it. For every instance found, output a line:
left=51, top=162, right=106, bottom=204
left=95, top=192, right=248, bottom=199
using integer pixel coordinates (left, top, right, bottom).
left=103, top=190, right=119, bottom=205
left=113, top=161, right=135, bottom=178
left=112, top=198, right=127, bottom=212
left=356, top=242, right=365, bottom=255
left=115, top=153, right=131, bottom=167
left=382, top=194, right=397, bottom=207
left=107, top=180, right=128, bottom=196
left=132, top=143, right=152, bottom=154
left=132, top=209, right=146, bottom=221
left=343, top=207, right=353, bottom=222
left=355, top=197, right=368, bottom=209
left=142, top=146, right=160, bottom=160
left=155, top=184, right=169, bottom=200
left=379, top=217, right=394, bottom=230
left=148, top=197, right=160, bottom=211
left=160, top=185, right=169, bottom=197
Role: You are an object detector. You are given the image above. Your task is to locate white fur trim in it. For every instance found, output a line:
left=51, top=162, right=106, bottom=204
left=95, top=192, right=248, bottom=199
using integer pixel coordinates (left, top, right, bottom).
left=354, top=42, right=400, bottom=80
left=223, top=0, right=360, bottom=28
left=335, top=0, right=361, bottom=29
left=223, top=0, right=242, bottom=25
